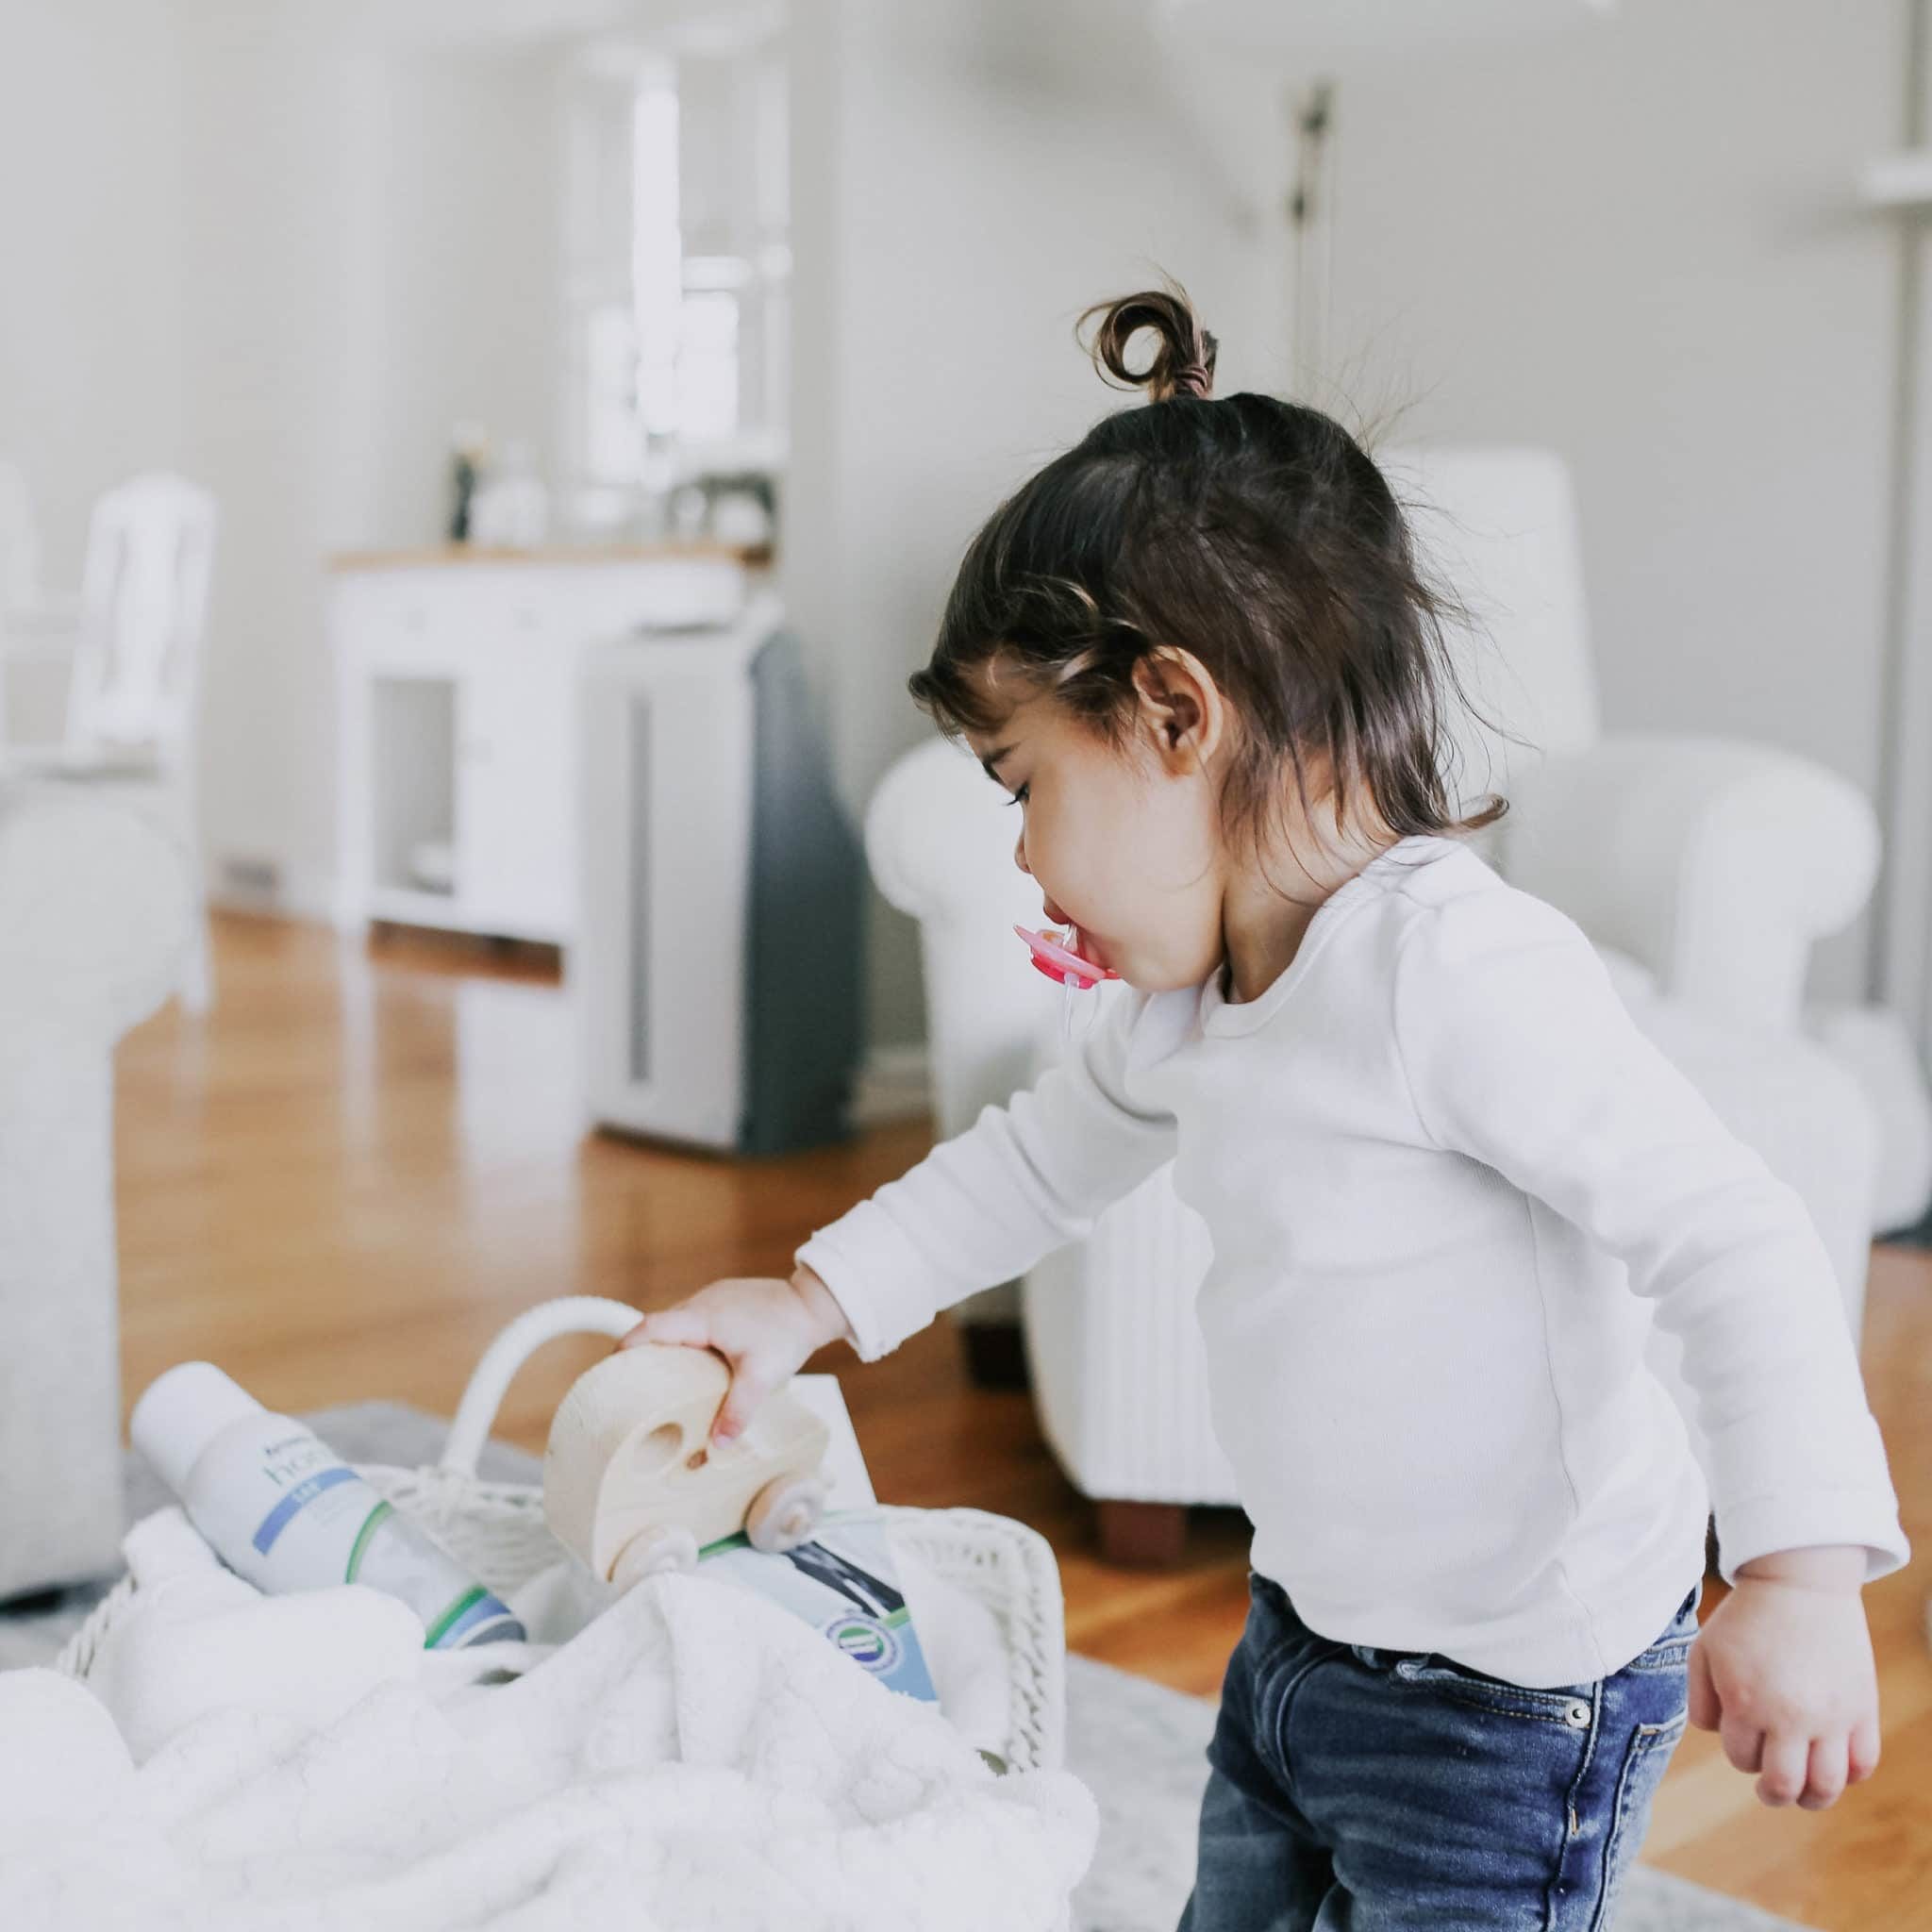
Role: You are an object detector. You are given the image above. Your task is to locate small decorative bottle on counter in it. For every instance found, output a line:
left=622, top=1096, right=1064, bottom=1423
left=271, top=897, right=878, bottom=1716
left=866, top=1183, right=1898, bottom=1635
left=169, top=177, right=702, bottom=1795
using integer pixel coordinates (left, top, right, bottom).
left=447, top=421, right=488, bottom=544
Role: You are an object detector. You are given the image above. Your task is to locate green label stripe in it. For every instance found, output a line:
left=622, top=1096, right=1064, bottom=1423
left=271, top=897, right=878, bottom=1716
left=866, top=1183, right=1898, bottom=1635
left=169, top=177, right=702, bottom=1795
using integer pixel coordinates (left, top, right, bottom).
left=345, top=1500, right=393, bottom=1582
left=424, top=1585, right=488, bottom=1649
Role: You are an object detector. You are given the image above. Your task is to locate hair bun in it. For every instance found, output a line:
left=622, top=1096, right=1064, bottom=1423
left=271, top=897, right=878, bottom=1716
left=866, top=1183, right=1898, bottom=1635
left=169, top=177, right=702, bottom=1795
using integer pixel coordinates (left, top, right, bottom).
left=1079, top=285, right=1219, bottom=402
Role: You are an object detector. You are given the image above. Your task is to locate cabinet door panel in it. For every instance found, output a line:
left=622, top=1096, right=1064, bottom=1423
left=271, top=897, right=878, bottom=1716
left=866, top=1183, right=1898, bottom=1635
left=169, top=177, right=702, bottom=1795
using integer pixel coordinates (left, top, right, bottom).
left=457, top=637, right=577, bottom=940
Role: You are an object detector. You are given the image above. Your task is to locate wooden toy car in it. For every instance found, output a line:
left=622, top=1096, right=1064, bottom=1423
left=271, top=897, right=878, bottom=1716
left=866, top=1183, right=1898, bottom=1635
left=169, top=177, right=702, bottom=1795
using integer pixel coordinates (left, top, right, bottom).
left=542, top=1341, right=831, bottom=1587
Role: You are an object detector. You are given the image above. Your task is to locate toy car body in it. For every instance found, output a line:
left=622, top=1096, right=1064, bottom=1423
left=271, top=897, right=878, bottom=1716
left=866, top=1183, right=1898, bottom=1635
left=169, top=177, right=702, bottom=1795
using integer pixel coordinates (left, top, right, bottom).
left=543, top=1341, right=831, bottom=1585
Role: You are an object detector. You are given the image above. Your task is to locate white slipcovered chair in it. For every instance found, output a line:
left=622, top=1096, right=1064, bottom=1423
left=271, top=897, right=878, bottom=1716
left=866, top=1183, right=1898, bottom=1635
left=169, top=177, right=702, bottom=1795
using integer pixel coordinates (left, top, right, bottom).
left=0, top=471, right=219, bottom=1015
left=866, top=446, right=1931, bottom=1564
left=0, top=784, right=192, bottom=1601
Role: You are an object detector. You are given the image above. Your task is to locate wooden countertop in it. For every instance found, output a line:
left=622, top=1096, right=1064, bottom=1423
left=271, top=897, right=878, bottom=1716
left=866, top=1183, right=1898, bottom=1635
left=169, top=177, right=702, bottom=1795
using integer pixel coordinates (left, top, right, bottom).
left=328, top=541, right=774, bottom=572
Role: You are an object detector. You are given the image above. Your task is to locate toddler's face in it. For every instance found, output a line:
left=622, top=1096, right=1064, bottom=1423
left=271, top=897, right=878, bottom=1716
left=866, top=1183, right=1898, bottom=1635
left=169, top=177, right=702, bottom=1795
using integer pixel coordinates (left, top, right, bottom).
left=963, top=678, right=1230, bottom=995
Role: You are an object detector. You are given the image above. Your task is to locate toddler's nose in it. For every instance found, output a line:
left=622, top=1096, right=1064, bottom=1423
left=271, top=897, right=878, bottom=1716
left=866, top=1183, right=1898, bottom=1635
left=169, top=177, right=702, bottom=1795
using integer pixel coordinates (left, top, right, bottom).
left=1014, top=830, right=1032, bottom=876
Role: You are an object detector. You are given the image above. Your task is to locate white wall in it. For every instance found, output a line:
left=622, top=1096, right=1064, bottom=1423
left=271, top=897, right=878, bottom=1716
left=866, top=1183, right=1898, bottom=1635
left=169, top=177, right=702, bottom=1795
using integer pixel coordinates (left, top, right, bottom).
left=1267, top=0, right=1908, bottom=1004
left=785, top=0, right=1277, bottom=1046
left=362, top=49, right=563, bottom=546
left=0, top=0, right=186, bottom=575
left=175, top=6, right=562, bottom=905
left=0, top=0, right=564, bottom=905
left=171, top=5, right=378, bottom=899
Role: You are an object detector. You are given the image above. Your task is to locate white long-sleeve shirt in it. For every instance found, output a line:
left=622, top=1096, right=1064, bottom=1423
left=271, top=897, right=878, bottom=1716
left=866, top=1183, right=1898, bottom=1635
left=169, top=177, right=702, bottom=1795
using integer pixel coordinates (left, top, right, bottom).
left=796, top=832, right=1909, bottom=1687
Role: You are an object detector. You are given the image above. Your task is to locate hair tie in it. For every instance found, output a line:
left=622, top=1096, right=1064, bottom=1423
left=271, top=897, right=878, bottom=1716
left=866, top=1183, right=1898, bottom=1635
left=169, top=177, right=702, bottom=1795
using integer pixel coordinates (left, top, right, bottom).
left=1170, top=358, right=1214, bottom=402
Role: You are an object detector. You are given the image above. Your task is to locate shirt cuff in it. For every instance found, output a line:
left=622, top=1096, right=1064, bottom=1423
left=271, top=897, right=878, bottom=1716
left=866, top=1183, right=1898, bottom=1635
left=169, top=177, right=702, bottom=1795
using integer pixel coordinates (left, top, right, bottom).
left=1714, top=1485, right=1911, bottom=1589
left=794, top=1201, right=941, bottom=1365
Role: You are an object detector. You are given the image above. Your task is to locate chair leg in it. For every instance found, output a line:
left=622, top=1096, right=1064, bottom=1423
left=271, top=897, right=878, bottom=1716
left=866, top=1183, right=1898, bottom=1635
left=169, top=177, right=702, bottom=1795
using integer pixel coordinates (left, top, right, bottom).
left=1097, top=1500, right=1189, bottom=1569
left=959, top=1319, right=1031, bottom=1391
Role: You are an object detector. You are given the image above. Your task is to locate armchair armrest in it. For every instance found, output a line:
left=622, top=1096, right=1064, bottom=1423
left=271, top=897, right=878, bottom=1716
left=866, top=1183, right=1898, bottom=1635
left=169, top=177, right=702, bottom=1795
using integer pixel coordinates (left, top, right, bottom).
left=0, top=786, right=191, bottom=1038
left=1499, top=733, right=1878, bottom=1035
left=865, top=737, right=1025, bottom=923
left=865, top=737, right=1053, bottom=1137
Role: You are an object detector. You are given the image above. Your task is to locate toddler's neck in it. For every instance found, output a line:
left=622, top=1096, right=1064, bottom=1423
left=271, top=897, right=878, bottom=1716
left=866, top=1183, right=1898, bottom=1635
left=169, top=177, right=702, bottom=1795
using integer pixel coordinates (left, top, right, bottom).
left=1220, top=813, right=1403, bottom=1007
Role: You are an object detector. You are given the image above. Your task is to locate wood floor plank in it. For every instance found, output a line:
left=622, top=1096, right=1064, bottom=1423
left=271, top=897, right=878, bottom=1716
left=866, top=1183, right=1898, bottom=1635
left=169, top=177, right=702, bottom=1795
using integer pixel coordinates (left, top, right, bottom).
left=112, top=914, right=1932, bottom=1925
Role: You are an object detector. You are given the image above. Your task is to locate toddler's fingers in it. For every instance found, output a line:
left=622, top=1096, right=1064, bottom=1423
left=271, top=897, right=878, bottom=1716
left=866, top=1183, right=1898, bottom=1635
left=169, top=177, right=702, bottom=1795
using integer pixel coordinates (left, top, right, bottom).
left=712, top=1358, right=778, bottom=1444
left=1797, top=1734, right=1849, bottom=1810
left=1720, top=1708, right=1764, bottom=1776
left=1847, top=1711, right=1881, bottom=1784
left=621, top=1306, right=708, bottom=1350
left=1754, top=1728, right=1809, bottom=1807
left=1686, top=1640, right=1720, bottom=1732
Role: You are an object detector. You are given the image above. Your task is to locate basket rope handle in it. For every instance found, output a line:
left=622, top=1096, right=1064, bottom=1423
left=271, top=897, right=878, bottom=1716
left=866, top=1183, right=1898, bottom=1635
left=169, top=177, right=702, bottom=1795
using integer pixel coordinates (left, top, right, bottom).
left=441, top=1295, right=641, bottom=1476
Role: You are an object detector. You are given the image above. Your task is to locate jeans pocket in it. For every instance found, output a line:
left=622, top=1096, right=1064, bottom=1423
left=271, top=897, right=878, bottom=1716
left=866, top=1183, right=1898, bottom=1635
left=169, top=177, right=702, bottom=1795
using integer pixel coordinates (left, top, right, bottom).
left=1591, top=1709, right=1688, bottom=1930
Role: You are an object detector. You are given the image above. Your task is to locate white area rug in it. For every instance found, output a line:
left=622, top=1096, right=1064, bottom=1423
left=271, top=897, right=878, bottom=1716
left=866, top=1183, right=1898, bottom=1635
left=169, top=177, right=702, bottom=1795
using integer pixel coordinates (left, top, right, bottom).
left=1, top=1403, right=1811, bottom=1932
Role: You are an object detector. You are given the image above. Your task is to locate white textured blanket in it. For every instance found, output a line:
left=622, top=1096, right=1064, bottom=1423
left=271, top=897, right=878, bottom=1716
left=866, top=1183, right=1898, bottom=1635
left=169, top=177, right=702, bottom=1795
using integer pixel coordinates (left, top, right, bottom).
left=0, top=1510, right=1095, bottom=1930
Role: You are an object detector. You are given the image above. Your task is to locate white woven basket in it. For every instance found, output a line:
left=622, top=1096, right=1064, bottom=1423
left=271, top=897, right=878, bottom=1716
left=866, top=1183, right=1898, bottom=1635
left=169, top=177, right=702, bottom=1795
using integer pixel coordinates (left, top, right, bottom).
left=56, top=1297, right=1069, bottom=1776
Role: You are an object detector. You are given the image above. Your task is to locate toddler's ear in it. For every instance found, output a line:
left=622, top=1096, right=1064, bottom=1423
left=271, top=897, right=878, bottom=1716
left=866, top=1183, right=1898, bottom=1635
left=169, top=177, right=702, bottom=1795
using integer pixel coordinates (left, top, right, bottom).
left=1132, top=645, right=1224, bottom=769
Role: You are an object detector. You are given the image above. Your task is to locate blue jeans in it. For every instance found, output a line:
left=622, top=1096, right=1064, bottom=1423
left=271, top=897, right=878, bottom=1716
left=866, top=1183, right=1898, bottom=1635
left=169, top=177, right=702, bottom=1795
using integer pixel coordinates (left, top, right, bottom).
left=1176, top=1573, right=1700, bottom=1931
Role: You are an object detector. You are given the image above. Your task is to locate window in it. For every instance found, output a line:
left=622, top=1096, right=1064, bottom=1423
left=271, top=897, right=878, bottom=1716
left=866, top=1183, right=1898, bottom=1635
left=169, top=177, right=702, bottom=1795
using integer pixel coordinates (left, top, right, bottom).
left=562, top=14, right=788, bottom=527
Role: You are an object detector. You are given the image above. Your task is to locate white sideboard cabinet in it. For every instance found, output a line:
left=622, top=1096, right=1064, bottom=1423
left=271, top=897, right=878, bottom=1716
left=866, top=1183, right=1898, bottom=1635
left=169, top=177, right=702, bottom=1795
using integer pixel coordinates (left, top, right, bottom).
left=332, top=546, right=756, bottom=945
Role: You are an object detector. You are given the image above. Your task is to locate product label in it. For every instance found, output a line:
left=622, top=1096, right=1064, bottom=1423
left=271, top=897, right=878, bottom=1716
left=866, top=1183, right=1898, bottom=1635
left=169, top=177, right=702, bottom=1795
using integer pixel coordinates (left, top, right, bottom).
left=190, top=1425, right=525, bottom=1649
left=254, top=1466, right=360, bottom=1555
left=695, top=1509, right=938, bottom=1704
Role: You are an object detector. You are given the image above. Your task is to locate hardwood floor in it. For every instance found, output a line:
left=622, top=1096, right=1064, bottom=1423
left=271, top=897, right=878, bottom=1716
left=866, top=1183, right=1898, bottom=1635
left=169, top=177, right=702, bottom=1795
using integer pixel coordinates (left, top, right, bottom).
left=114, top=913, right=1932, bottom=1927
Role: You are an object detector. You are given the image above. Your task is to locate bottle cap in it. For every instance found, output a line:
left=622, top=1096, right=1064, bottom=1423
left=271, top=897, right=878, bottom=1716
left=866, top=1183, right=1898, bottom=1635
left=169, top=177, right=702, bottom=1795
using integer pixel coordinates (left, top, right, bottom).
left=130, top=1361, right=266, bottom=1498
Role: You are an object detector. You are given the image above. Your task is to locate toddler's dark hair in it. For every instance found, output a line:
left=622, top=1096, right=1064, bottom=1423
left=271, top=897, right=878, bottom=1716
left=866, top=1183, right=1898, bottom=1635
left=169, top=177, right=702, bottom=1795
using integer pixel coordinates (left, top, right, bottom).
left=908, top=283, right=1507, bottom=865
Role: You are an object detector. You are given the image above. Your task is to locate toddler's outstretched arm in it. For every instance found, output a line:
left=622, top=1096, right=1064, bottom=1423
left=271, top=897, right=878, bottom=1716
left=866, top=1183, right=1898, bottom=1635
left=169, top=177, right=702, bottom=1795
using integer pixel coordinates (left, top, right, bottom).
left=791, top=983, right=1176, bottom=1363
left=630, top=982, right=1175, bottom=1436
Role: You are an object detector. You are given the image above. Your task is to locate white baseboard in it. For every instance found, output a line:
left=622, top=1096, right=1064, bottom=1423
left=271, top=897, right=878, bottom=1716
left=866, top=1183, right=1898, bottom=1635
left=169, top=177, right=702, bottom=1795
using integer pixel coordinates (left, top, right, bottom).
left=849, top=1041, right=932, bottom=1128
left=206, top=858, right=339, bottom=925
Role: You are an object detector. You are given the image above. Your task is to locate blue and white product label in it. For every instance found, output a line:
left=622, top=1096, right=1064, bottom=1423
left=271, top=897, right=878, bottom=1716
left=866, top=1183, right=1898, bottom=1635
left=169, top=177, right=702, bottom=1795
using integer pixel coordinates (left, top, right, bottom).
left=189, top=1424, right=525, bottom=1648
left=695, top=1509, right=940, bottom=1705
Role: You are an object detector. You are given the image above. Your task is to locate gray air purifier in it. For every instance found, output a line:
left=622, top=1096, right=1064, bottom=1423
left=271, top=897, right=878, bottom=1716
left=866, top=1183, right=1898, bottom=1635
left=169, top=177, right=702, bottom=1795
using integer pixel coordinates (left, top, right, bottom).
left=575, top=593, right=864, bottom=1155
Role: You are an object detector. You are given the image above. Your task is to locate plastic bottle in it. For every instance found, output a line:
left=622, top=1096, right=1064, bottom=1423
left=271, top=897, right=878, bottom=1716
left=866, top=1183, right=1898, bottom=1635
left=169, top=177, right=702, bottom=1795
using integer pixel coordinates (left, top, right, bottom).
left=130, top=1362, right=525, bottom=1648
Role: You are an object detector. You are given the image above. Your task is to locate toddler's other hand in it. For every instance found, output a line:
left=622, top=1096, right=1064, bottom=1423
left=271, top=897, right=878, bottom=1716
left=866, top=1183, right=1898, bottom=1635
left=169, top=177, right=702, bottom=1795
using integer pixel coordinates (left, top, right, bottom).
left=1688, top=1545, right=1879, bottom=1810
left=617, top=1266, right=854, bottom=1448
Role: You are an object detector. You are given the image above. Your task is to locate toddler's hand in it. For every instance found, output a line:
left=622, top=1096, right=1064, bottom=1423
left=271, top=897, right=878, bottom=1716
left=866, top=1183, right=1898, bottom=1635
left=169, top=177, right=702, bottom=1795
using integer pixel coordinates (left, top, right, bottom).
left=618, top=1266, right=854, bottom=1448
left=1688, top=1548, right=1880, bottom=1809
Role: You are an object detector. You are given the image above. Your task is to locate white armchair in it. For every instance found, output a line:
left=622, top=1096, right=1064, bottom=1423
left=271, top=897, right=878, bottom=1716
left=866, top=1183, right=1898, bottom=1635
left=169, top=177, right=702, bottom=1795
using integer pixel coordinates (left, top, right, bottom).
left=866, top=447, right=1929, bottom=1565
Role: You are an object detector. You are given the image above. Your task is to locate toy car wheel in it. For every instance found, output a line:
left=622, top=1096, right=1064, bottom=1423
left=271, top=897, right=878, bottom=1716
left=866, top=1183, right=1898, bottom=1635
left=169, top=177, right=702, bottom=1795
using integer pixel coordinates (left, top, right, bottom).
left=745, top=1474, right=827, bottom=1553
left=611, top=1524, right=699, bottom=1587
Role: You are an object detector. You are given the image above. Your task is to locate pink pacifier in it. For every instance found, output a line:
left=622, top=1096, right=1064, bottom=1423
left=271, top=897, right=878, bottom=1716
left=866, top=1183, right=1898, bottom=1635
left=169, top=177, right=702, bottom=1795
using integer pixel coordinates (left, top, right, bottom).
left=1014, top=924, right=1121, bottom=990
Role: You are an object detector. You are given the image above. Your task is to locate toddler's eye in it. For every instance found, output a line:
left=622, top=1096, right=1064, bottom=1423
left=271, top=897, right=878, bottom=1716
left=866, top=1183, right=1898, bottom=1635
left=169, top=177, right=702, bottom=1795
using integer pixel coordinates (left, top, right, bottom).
left=1005, top=783, right=1029, bottom=808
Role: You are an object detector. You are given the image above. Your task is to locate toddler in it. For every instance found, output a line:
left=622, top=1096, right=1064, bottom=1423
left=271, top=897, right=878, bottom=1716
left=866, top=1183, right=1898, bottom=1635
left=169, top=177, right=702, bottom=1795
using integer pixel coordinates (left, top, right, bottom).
left=625, top=286, right=1908, bottom=1929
